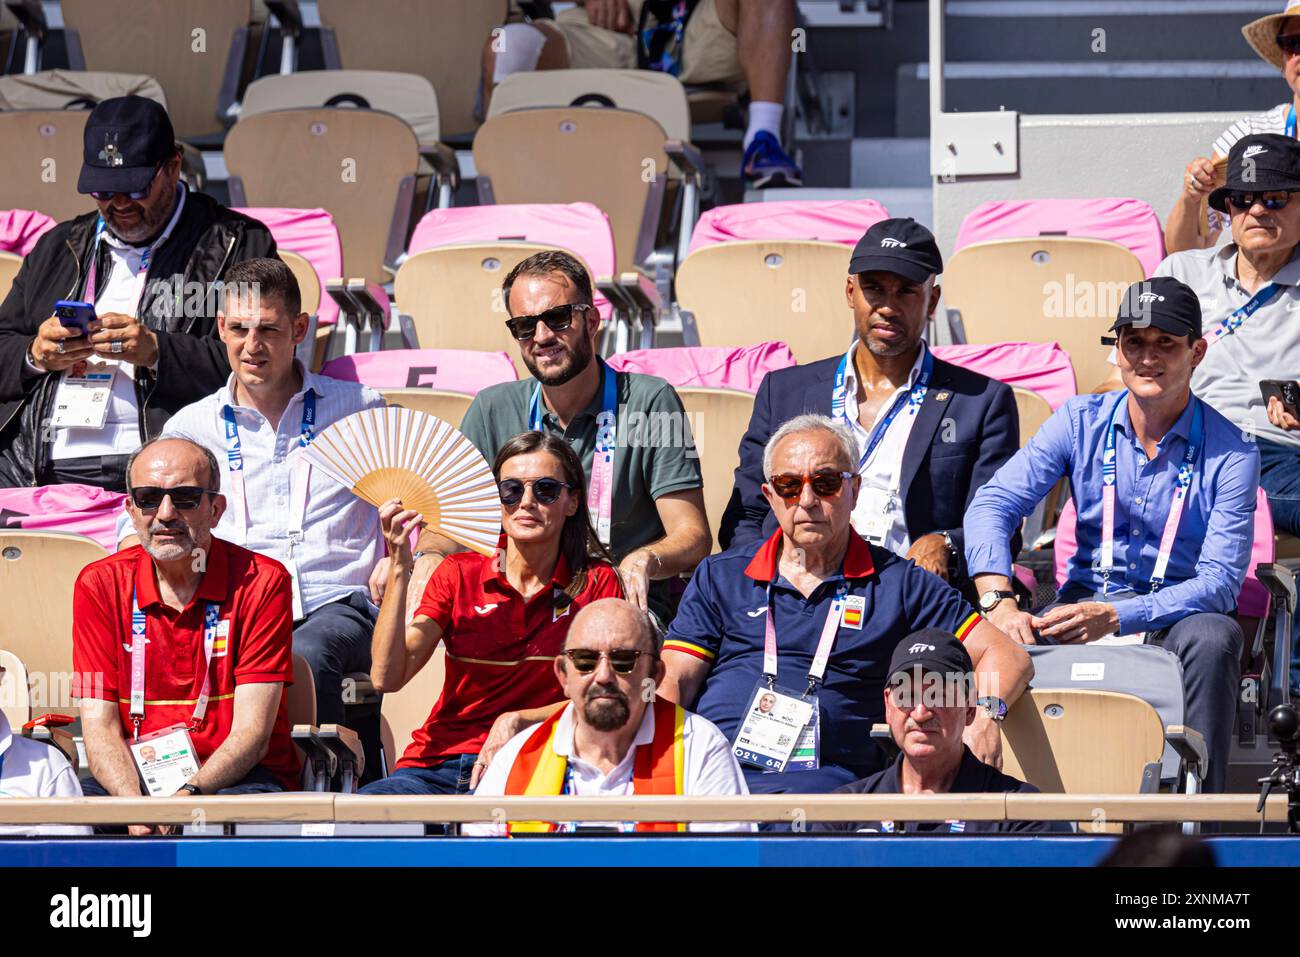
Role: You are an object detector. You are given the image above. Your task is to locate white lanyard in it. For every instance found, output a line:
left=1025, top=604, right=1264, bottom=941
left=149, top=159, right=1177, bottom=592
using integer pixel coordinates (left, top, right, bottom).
left=529, top=367, right=618, bottom=547
left=129, top=588, right=221, bottom=741
left=831, top=345, right=933, bottom=472
left=762, top=580, right=849, bottom=695
left=1099, top=391, right=1204, bottom=595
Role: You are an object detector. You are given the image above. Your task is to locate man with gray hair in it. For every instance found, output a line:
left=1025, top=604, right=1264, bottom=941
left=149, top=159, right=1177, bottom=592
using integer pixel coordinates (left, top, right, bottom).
left=73, top=436, right=299, bottom=828
left=662, top=415, right=1032, bottom=795
left=466, top=598, right=750, bottom=834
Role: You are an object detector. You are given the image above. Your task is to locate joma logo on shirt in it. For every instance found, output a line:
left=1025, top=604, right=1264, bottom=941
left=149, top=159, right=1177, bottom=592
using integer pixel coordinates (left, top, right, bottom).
left=49, top=887, right=151, bottom=937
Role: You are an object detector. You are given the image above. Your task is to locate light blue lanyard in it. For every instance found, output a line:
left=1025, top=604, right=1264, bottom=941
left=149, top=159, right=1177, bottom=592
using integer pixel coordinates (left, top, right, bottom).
left=832, top=347, right=933, bottom=469
left=221, top=390, right=317, bottom=474
left=1288, top=104, right=1296, bottom=139
left=1208, top=281, right=1282, bottom=343
left=528, top=366, right=618, bottom=447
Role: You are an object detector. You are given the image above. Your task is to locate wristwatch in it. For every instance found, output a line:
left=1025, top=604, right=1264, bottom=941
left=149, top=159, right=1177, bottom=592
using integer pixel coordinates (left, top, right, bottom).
left=977, top=696, right=1008, bottom=722
left=978, top=589, right=1016, bottom=613
left=179, top=783, right=202, bottom=796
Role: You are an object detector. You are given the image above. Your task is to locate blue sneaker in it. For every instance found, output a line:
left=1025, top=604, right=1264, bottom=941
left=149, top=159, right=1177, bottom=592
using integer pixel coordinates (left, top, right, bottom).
left=742, top=130, right=802, bottom=189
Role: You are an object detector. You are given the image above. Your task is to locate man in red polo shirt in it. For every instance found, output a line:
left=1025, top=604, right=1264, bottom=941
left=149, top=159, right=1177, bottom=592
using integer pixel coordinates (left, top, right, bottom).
left=74, top=437, right=298, bottom=832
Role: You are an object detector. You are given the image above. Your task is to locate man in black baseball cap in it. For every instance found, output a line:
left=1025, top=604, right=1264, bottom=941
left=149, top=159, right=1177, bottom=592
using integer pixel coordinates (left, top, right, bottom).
left=815, top=628, right=1063, bottom=834
left=0, top=95, right=277, bottom=491
left=721, top=216, right=1020, bottom=602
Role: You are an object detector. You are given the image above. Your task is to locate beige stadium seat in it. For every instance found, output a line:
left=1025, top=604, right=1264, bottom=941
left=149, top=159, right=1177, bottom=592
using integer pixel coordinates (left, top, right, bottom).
left=60, top=0, right=250, bottom=141
left=488, top=69, right=692, bottom=142
left=1011, top=387, right=1053, bottom=449
left=394, top=242, right=596, bottom=378
left=317, top=0, right=506, bottom=138
left=279, top=249, right=331, bottom=372
left=0, top=531, right=109, bottom=718
left=677, top=240, right=852, bottom=365
left=474, top=107, right=670, bottom=274
left=0, top=70, right=166, bottom=110
left=0, top=110, right=93, bottom=221
left=287, top=653, right=318, bottom=729
left=945, top=237, right=1145, bottom=395
left=0, top=648, right=31, bottom=731
left=0, top=252, right=21, bottom=304
left=381, top=389, right=473, bottom=428
left=675, top=387, right=754, bottom=552
left=379, top=646, right=447, bottom=775
left=225, top=108, right=420, bottom=284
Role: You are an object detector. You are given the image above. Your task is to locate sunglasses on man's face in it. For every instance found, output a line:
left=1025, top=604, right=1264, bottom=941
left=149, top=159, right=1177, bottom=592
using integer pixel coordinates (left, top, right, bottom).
left=129, top=486, right=217, bottom=511
left=1226, top=190, right=1294, bottom=212
left=90, top=161, right=165, bottom=202
left=503, top=303, right=592, bottom=341
left=497, top=477, right=575, bottom=506
left=767, top=470, right=855, bottom=502
left=562, top=649, right=653, bottom=675
left=1277, top=33, right=1300, bottom=57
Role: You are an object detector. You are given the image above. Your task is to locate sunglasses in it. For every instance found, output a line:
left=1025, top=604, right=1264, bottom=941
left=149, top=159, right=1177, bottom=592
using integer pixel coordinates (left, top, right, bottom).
left=1277, top=33, right=1300, bottom=56
left=767, top=470, right=855, bottom=501
left=562, top=649, right=653, bottom=674
left=503, top=303, right=592, bottom=341
left=497, top=477, right=575, bottom=506
left=1226, top=190, right=1295, bottom=212
left=89, top=161, right=165, bottom=202
left=129, top=486, right=218, bottom=511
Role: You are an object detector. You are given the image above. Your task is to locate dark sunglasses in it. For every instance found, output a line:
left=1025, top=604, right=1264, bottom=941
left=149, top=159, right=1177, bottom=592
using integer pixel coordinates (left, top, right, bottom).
left=1278, top=33, right=1300, bottom=56
left=503, top=303, right=592, bottom=341
left=129, top=486, right=218, bottom=511
left=768, top=470, right=855, bottom=501
left=89, top=161, right=165, bottom=202
left=562, top=649, right=653, bottom=674
left=1226, top=190, right=1295, bottom=212
left=497, top=477, right=575, bottom=506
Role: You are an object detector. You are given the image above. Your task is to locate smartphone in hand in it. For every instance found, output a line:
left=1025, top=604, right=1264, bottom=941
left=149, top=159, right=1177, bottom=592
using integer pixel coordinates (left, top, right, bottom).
left=53, top=300, right=96, bottom=337
left=1260, top=379, right=1300, bottom=419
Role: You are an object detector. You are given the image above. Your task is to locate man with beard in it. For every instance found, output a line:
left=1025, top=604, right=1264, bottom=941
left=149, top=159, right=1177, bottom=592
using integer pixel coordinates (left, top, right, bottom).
left=0, top=95, right=276, bottom=491
left=465, top=598, right=750, bottom=835
left=73, top=437, right=299, bottom=830
left=405, top=250, right=710, bottom=627
left=719, top=219, right=1019, bottom=598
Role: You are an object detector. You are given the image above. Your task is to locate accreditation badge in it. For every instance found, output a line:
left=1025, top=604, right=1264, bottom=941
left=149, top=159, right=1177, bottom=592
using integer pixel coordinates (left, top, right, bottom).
left=130, top=723, right=202, bottom=798
left=50, top=358, right=118, bottom=429
left=732, top=681, right=816, bottom=773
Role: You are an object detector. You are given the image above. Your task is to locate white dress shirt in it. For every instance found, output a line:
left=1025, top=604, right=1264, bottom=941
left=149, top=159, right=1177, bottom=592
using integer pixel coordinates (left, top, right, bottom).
left=155, top=364, right=387, bottom=618
left=841, top=341, right=928, bottom=554
left=466, top=700, right=754, bottom=835
left=0, top=710, right=91, bottom=836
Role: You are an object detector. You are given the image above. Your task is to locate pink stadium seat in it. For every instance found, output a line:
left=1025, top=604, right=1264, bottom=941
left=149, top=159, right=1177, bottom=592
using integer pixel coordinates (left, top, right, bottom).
left=0, top=484, right=125, bottom=551
left=1053, top=488, right=1272, bottom=619
left=686, top=199, right=891, bottom=255
left=233, top=207, right=343, bottom=327
left=606, top=343, right=796, bottom=392
left=932, top=342, right=1077, bottom=411
left=0, top=209, right=56, bottom=256
left=953, top=198, right=1165, bottom=278
left=408, top=202, right=618, bottom=322
left=321, top=349, right=518, bottom=393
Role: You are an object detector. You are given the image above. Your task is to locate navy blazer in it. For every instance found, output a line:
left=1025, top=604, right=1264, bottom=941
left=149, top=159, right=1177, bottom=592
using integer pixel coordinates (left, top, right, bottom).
left=719, top=353, right=1020, bottom=580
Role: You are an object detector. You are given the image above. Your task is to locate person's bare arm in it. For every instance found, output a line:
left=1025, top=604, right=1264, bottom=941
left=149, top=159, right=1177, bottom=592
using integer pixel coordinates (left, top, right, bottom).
left=961, top=618, right=1033, bottom=769
left=470, top=700, right=567, bottom=788
left=371, top=501, right=445, bottom=691
left=81, top=698, right=143, bottom=797
left=658, top=650, right=712, bottom=710
left=1164, top=155, right=1220, bottom=255
left=619, top=489, right=712, bottom=611
left=580, top=0, right=635, bottom=33
left=185, top=682, right=282, bottom=793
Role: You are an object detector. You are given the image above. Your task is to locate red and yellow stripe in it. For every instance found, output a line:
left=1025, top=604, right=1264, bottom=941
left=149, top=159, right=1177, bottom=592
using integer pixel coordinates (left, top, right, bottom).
left=662, top=639, right=715, bottom=662
left=954, top=611, right=981, bottom=643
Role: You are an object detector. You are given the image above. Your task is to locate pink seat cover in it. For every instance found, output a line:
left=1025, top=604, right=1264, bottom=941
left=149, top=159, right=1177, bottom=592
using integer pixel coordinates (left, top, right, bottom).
left=0, top=208, right=56, bottom=256
left=606, top=342, right=795, bottom=392
left=932, top=342, right=1077, bottom=411
left=233, top=207, right=343, bottom=327
left=1053, top=487, right=1272, bottom=618
left=686, top=199, right=891, bottom=255
left=409, top=202, right=618, bottom=322
left=321, top=349, right=518, bottom=393
left=0, top=484, right=123, bottom=552
left=954, top=198, right=1165, bottom=278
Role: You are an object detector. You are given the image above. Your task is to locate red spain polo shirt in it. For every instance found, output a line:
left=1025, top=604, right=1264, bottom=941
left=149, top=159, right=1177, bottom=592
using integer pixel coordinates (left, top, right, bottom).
left=72, top=538, right=300, bottom=790
left=400, top=552, right=624, bottom=766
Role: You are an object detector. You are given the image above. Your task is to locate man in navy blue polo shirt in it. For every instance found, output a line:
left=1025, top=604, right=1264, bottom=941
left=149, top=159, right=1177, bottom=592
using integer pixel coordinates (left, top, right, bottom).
left=661, top=414, right=1032, bottom=794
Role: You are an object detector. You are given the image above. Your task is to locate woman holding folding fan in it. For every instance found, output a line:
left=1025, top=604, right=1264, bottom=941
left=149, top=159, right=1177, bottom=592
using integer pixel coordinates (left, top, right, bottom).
left=358, top=431, right=624, bottom=795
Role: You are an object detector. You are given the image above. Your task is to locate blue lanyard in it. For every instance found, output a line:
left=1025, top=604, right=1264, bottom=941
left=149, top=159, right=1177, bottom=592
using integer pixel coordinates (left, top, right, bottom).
left=221, top=390, right=316, bottom=473
left=832, top=347, right=933, bottom=469
left=1209, top=281, right=1282, bottom=342
left=1288, top=104, right=1296, bottom=139
left=528, top=365, right=618, bottom=450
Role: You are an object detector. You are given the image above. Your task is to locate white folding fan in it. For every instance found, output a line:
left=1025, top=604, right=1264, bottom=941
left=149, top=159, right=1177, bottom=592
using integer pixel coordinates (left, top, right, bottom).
left=303, top=406, right=502, bottom=555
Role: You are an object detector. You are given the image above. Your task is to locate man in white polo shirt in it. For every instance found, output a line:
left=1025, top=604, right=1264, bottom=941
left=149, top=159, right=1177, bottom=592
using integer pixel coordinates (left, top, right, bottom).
left=137, top=258, right=387, bottom=729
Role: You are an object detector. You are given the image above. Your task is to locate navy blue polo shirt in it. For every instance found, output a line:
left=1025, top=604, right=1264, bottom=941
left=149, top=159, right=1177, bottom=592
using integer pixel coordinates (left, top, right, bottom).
left=664, top=529, right=982, bottom=777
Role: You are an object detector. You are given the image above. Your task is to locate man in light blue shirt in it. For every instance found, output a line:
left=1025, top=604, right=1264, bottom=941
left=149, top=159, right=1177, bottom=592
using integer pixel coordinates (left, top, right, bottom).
left=964, top=277, right=1260, bottom=792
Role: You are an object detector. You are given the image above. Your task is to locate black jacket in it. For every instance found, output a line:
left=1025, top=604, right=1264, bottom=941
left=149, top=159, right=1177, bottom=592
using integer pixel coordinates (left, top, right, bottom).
left=0, top=188, right=276, bottom=486
left=719, top=353, right=1020, bottom=581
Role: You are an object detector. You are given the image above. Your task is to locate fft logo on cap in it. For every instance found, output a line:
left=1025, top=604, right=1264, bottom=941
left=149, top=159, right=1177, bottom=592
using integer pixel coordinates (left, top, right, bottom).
left=908, top=642, right=936, bottom=654
left=879, top=237, right=907, bottom=248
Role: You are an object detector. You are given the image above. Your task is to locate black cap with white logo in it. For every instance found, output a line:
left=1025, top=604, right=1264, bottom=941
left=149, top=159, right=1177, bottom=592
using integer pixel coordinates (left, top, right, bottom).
left=1209, top=132, right=1300, bottom=213
left=77, top=95, right=177, bottom=196
left=848, top=217, right=944, bottom=283
left=1108, top=276, right=1202, bottom=340
left=886, top=627, right=973, bottom=682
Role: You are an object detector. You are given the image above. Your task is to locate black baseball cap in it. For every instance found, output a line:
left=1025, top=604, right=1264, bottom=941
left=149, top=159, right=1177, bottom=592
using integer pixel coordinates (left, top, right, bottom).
left=886, top=628, right=973, bottom=683
left=77, top=96, right=177, bottom=196
left=1208, top=133, right=1300, bottom=213
left=848, top=218, right=944, bottom=283
left=1108, top=277, right=1202, bottom=340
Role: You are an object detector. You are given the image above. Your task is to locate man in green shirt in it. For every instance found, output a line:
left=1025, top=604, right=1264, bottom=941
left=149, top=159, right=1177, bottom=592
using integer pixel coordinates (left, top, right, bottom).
left=404, top=249, right=711, bottom=626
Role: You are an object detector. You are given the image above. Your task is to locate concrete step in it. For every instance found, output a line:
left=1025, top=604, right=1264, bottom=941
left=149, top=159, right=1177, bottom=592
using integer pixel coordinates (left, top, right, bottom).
left=896, top=59, right=1281, bottom=136
left=851, top=138, right=931, bottom=187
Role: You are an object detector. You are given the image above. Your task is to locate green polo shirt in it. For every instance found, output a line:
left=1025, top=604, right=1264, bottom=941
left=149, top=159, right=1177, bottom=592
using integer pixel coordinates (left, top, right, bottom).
left=459, top=359, right=703, bottom=618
